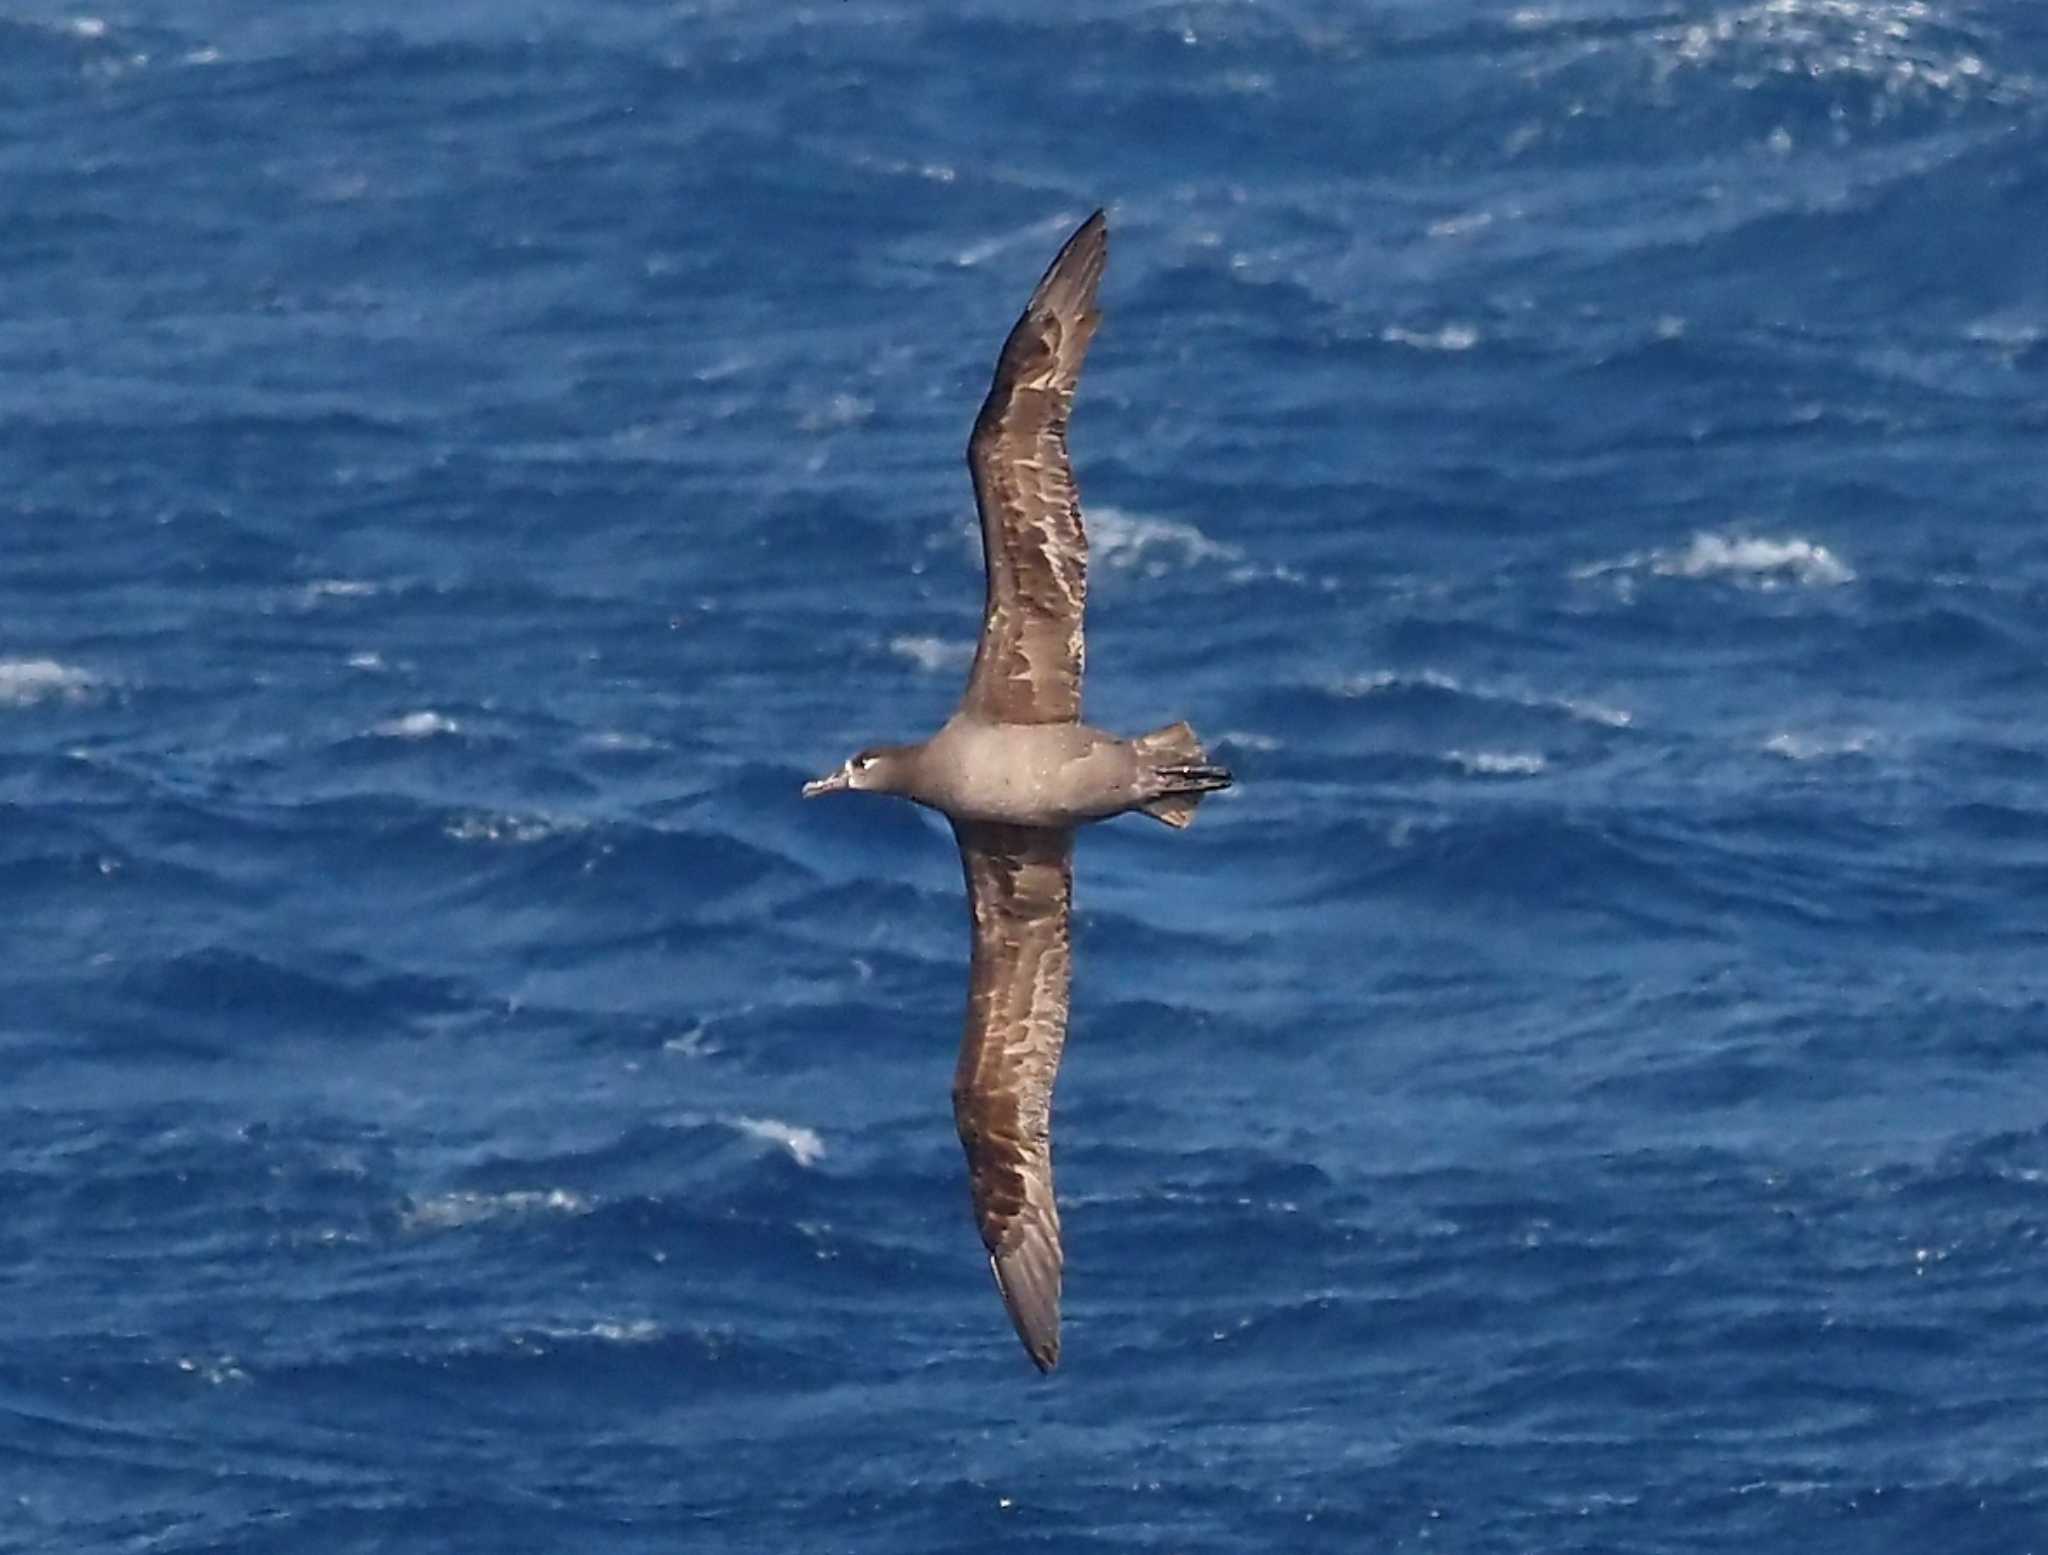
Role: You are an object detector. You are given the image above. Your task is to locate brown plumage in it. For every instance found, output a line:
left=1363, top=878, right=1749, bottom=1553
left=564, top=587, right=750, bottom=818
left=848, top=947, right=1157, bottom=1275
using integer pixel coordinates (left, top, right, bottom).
left=803, top=211, right=1233, bottom=1371
left=951, top=821, right=1072, bottom=1370
left=961, top=211, right=1104, bottom=726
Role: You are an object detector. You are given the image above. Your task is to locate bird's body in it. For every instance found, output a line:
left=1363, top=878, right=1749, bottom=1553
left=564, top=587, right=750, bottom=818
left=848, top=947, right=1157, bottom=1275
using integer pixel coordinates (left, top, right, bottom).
left=804, top=211, right=1231, bottom=1371
left=857, top=716, right=1216, bottom=828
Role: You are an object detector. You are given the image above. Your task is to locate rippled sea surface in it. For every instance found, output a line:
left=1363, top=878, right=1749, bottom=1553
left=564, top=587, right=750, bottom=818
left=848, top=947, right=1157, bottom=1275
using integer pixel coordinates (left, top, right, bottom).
left=6, top=2, right=2048, bottom=1550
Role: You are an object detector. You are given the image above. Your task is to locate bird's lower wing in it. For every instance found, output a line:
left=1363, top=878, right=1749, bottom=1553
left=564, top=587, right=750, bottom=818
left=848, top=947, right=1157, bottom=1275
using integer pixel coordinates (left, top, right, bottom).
left=950, top=820, right=1075, bottom=1371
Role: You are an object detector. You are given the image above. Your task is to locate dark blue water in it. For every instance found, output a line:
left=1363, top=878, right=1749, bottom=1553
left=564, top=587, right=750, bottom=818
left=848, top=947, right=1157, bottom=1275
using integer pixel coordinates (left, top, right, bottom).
left=5, top=2, right=2048, bottom=1549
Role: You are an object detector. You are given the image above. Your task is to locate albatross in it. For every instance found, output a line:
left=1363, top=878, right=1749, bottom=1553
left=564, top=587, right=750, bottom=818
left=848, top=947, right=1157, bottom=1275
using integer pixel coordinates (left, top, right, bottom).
left=803, top=210, right=1232, bottom=1371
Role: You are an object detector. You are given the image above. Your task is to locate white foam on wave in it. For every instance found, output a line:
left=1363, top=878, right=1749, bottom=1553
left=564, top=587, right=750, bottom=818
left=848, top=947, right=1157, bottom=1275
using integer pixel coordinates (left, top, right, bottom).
left=1658, top=534, right=1854, bottom=586
left=1561, top=695, right=1634, bottom=729
left=1764, top=729, right=1874, bottom=762
left=0, top=659, right=99, bottom=708
left=1217, top=729, right=1281, bottom=752
left=1334, top=667, right=1461, bottom=699
left=1965, top=317, right=2043, bottom=355
left=797, top=393, right=873, bottom=432
left=303, top=578, right=380, bottom=601
left=663, top=1021, right=722, bottom=1059
left=1650, top=0, right=2012, bottom=106
left=404, top=1187, right=591, bottom=1231
left=889, top=635, right=973, bottom=673
left=1427, top=210, right=1496, bottom=239
left=733, top=1116, right=825, bottom=1167
left=173, top=1353, right=247, bottom=1386
left=1577, top=532, right=1853, bottom=590
left=446, top=811, right=584, bottom=845
left=1090, top=505, right=1241, bottom=574
left=951, top=214, right=1090, bottom=270
left=541, top=1318, right=661, bottom=1345
left=1381, top=322, right=1481, bottom=352
left=1334, top=668, right=1632, bottom=728
left=1448, top=750, right=1549, bottom=776
left=373, top=710, right=459, bottom=739
left=582, top=729, right=662, bottom=752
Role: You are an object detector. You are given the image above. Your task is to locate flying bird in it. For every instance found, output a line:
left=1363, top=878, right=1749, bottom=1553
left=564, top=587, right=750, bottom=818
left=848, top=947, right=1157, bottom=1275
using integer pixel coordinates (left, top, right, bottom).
left=803, top=211, right=1232, bottom=1371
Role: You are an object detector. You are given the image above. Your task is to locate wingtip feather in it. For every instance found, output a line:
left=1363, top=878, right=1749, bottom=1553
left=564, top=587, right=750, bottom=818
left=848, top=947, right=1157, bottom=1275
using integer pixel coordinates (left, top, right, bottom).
left=1028, top=211, right=1108, bottom=319
left=991, top=1247, right=1062, bottom=1372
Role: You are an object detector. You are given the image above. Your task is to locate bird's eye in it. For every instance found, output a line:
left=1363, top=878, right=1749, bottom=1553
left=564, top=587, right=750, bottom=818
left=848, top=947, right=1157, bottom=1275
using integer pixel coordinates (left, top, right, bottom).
left=853, top=753, right=876, bottom=770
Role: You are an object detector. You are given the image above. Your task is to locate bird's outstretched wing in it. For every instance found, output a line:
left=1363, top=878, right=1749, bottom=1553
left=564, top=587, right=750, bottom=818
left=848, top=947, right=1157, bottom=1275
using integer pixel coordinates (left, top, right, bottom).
left=950, top=819, right=1074, bottom=1371
left=959, top=212, right=1106, bottom=726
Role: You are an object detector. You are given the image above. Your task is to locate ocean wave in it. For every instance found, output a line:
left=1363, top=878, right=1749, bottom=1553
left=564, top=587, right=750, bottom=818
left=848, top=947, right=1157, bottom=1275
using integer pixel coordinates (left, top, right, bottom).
left=1447, top=749, right=1549, bottom=777
left=0, top=659, right=100, bottom=708
left=297, top=578, right=384, bottom=605
left=1330, top=668, right=1633, bottom=729
left=730, top=1116, right=826, bottom=1167
left=888, top=634, right=973, bottom=673
left=1076, top=504, right=1314, bottom=588
left=372, top=710, right=461, bottom=739
left=1645, top=0, right=2028, bottom=114
left=1577, top=532, right=1854, bottom=589
left=1216, top=729, right=1281, bottom=753
left=1090, top=505, right=1241, bottom=573
left=444, top=810, right=588, bottom=845
left=1381, top=322, right=1481, bottom=353
left=401, top=1187, right=592, bottom=1231
left=1763, top=729, right=1875, bottom=762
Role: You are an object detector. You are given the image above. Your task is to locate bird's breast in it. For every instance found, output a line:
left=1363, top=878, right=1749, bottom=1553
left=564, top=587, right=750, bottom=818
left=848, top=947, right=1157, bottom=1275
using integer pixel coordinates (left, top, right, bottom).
left=920, top=720, right=1130, bottom=827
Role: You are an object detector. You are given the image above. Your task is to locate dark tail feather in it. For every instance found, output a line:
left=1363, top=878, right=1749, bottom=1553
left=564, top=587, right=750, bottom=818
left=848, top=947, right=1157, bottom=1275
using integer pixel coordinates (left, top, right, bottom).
left=1131, top=721, right=1233, bottom=829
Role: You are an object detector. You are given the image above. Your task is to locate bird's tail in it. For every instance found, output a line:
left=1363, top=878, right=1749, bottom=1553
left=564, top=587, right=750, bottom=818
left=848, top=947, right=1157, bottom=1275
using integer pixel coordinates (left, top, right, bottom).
left=1131, top=721, right=1233, bottom=829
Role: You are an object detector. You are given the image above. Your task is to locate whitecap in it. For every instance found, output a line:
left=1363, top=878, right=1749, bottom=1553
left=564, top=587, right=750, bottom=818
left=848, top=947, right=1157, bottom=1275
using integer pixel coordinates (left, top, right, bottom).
left=1965, top=317, right=2043, bottom=352
left=445, top=811, right=583, bottom=845
left=1217, top=730, right=1281, bottom=752
left=732, top=1116, right=825, bottom=1167
left=952, top=215, right=1089, bottom=270
left=302, top=578, right=380, bottom=602
left=173, top=1353, right=247, bottom=1385
left=889, top=635, right=973, bottom=673
left=0, top=659, right=99, bottom=708
left=403, top=1187, right=591, bottom=1230
left=1763, top=730, right=1873, bottom=761
left=1427, top=210, right=1495, bottom=239
left=1655, top=533, right=1854, bottom=586
left=1448, top=750, right=1549, bottom=776
left=797, top=393, right=872, bottom=432
left=1089, top=505, right=1241, bottom=574
left=1577, top=532, right=1853, bottom=589
left=532, top=1317, right=661, bottom=1345
left=662, top=1022, right=721, bottom=1058
left=1558, top=696, right=1633, bottom=729
left=1649, top=0, right=2016, bottom=107
left=373, top=710, right=459, bottom=739
left=1333, top=668, right=1632, bottom=728
left=1381, top=323, right=1480, bottom=352
left=581, top=729, right=662, bottom=752
left=1332, top=668, right=1463, bottom=699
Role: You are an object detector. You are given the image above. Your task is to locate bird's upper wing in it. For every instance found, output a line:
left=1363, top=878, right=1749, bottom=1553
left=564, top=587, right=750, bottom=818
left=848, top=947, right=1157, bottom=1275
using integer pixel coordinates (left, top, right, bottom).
left=950, top=819, right=1075, bottom=1371
left=959, top=212, right=1106, bottom=726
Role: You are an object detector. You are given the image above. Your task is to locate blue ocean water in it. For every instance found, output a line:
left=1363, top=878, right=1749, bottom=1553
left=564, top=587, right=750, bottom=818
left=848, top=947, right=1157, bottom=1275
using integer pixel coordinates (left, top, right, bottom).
left=4, top=0, right=2048, bottom=1548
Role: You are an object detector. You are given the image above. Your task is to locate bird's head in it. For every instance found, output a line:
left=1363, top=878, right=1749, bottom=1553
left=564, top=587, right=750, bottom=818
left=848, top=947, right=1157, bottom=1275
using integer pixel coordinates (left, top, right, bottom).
left=802, top=745, right=908, bottom=799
